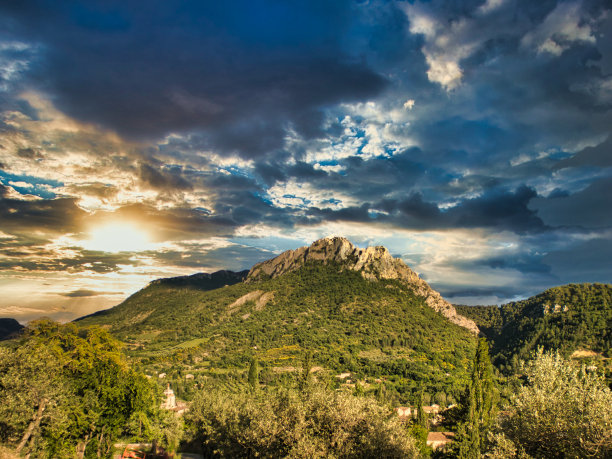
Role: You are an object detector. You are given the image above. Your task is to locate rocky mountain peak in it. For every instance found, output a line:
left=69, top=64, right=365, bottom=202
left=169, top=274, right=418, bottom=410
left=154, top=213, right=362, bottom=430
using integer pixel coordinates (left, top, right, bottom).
left=247, top=237, right=479, bottom=334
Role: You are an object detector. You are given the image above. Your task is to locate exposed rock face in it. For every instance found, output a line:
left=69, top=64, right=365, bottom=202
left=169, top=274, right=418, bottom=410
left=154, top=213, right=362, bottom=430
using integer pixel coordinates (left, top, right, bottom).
left=247, top=237, right=479, bottom=334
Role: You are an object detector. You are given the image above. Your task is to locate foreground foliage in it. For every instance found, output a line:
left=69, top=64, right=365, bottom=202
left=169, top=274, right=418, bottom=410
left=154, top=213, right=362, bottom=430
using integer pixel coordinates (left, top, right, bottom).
left=0, top=321, right=180, bottom=458
left=492, top=349, right=612, bottom=458
left=185, top=384, right=419, bottom=458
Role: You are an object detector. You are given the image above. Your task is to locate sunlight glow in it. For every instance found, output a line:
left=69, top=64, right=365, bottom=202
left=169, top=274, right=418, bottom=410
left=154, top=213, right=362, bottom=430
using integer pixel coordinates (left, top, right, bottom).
left=83, top=222, right=154, bottom=253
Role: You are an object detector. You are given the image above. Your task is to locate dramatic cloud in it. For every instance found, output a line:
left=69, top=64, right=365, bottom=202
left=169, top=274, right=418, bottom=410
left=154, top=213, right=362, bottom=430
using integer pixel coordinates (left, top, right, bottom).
left=1, top=0, right=611, bottom=321
left=0, top=0, right=387, bottom=153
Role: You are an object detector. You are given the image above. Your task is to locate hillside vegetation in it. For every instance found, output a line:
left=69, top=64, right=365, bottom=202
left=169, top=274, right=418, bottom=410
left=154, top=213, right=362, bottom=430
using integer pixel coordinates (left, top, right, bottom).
left=78, top=262, right=477, bottom=405
left=457, top=283, right=612, bottom=373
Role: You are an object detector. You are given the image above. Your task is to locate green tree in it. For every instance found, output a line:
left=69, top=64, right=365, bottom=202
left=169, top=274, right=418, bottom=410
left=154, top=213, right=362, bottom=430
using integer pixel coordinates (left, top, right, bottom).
left=494, top=349, right=612, bottom=457
left=0, top=342, right=68, bottom=455
left=457, top=338, right=496, bottom=458
left=0, top=321, right=165, bottom=457
left=299, top=351, right=313, bottom=392
left=185, top=384, right=419, bottom=457
left=416, top=390, right=428, bottom=428
left=410, top=424, right=431, bottom=458
left=248, top=357, right=259, bottom=390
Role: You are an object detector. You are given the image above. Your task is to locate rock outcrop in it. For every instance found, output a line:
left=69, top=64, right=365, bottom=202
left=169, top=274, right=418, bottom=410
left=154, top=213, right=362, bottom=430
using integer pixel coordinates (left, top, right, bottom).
left=247, top=237, right=479, bottom=334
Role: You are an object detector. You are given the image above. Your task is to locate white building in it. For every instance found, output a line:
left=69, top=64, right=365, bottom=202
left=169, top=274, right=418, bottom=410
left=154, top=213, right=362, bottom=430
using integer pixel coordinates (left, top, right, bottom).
left=161, top=384, right=176, bottom=410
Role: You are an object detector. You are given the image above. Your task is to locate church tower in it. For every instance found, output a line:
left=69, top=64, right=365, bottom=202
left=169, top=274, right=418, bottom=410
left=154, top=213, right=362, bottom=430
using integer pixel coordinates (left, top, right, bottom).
left=162, top=384, right=176, bottom=409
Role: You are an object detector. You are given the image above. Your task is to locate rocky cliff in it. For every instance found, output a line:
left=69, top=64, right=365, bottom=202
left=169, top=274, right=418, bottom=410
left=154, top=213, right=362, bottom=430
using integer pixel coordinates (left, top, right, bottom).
left=247, top=236, right=479, bottom=334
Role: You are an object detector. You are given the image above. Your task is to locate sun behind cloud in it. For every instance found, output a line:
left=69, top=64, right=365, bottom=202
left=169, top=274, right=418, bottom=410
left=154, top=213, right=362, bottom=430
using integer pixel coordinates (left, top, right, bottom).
left=83, top=222, right=154, bottom=253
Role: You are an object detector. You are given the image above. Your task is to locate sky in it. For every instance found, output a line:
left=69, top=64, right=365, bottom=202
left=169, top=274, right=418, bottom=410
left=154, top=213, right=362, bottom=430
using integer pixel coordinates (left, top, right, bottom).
left=1, top=0, right=611, bottom=323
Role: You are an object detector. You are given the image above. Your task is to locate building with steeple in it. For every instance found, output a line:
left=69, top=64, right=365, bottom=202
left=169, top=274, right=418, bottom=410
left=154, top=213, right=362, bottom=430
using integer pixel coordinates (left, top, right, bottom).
left=161, top=384, right=176, bottom=410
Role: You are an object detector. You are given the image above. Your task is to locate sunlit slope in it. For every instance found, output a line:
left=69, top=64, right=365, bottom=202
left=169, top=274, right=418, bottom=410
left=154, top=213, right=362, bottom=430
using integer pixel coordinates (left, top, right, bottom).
left=457, top=283, right=612, bottom=369
left=78, top=262, right=477, bottom=389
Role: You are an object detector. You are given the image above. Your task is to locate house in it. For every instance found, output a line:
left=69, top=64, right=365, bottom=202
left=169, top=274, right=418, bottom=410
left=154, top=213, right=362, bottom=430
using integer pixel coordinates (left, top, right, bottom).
left=422, top=404, right=440, bottom=415
left=426, top=432, right=454, bottom=451
left=396, top=407, right=412, bottom=421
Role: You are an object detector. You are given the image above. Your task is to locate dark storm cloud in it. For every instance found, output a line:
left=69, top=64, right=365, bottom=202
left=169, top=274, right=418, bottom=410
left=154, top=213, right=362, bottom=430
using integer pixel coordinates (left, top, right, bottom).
left=304, top=185, right=546, bottom=234
left=154, top=244, right=274, bottom=272
left=444, top=286, right=535, bottom=303
left=460, top=254, right=551, bottom=275
left=530, top=176, right=612, bottom=228
left=0, top=184, right=86, bottom=234
left=555, top=134, right=612, bottom=169
left=0, top=0, right=387, bottom=156
left=386, top=193, right=441, bottom=221
left=398, top=0, right=612, bottom=172
left=60, top=289, right=121, bottom=298
left=15, top=148, right=43, bottom=160
left=0, top=241, right=138, bottom=274
left=446, top=185, right=546, bottom=233
left=139, top=163, right=192, bottom=191
left=61, top=183, right=119, bottom=201
left=542, top=236, right=612, bottom=283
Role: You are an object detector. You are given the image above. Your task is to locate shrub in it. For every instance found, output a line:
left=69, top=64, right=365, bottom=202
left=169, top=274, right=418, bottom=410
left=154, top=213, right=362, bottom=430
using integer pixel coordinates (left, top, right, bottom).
left=185, top=385, right=418, bottom=458
left=495, top=349, right=612, bottom=458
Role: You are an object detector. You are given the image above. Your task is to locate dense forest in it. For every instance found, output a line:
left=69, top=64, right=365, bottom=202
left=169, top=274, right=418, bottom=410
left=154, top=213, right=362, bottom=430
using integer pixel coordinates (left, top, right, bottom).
left=457, top=283, right=612, bottom=378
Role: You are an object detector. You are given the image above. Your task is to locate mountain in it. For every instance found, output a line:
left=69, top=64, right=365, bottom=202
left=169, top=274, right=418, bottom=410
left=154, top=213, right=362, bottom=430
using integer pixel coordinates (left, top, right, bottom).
left=247, top=237, right=478, bottom=333
left=76, top=237, right=479, bottom=403
left=456, top=283, right=612, bottom=371
left=0, top=318, right=24, bottom=340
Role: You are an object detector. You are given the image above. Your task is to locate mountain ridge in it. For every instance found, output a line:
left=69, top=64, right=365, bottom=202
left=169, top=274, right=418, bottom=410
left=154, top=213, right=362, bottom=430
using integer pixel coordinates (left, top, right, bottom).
left=247, top=236, right=479, bottom=333
left=0, top=318, right=24, bottom=340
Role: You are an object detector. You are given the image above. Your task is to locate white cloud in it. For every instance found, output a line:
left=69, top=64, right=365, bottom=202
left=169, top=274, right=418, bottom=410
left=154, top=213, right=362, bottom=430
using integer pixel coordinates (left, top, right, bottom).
left=313, top=163, right=345, bottom=174
left=0, top=41, right=35, bottom=92
left=266, top=179, right=358, bottom=210
left=300, top=102, right=417, bottom=164
left=425, top=56, right=464, bottom=91
left=403, top=99, right=415, bottom=110
left=476, top=0, right=507, bottom=15
left=8, top=181, right=34, bottom=188
left=403, top=4, right=480, bottom=91
left=0, top=231, right=15, bottom=240
left=521, top=1, right=595, bottom=56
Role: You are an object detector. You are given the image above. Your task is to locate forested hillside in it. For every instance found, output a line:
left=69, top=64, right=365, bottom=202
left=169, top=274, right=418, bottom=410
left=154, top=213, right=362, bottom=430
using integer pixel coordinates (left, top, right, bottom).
left=78, top=262, right=477, bottom=405
left=457, top=283, right=612, bottom=373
